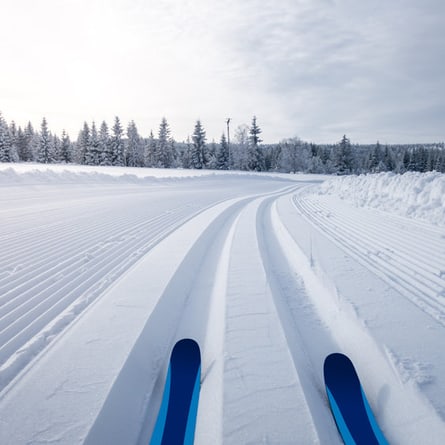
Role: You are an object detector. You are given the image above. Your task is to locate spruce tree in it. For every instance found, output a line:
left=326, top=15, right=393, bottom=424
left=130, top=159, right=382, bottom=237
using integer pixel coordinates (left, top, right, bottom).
left=157, top=118, right=175, bottom=168
left=76, top=122, right=90, bottom=164
left=85, top=122, right=101, bottom=165
left=216, top=133, right=229, bottom=170
left=247, top=116, right=264, bottom=171
left=180, top=136, right=192, bottom=169
left=144, top=130, right=157, bottom=167
left=37, top=117, right=52, bottom=163
left=191, top=120, right=207, bottom=169
left=0, top=114, right=13, bottom=162
left=23, top=122, right=36, bottom=161
left=99, top=121, right=112, bottom=166
left=60, top=130, right=72, bottom=163
left=335, top=134, right=353, bottom=174
left=126, top=120, right=144, bottom=167
left=110, top=116, right=124, bottom=166
left=8, top=121, right=19, bottom=162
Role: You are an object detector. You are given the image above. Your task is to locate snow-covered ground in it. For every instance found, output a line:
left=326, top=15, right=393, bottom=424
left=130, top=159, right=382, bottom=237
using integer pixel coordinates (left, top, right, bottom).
left=0, top=164, right=444, bottom=444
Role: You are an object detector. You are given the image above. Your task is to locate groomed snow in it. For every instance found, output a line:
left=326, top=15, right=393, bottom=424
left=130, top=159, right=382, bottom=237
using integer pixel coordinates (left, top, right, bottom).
left=0, top=164, right=444, bottom=444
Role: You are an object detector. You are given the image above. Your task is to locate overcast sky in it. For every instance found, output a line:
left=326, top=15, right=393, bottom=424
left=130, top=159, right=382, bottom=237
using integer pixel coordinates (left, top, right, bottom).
left=1, top=0, right=444, bottom=143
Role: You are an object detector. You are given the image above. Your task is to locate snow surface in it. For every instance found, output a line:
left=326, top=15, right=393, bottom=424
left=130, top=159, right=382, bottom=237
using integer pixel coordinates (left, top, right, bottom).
left=0, top=165, right=444, bottom=444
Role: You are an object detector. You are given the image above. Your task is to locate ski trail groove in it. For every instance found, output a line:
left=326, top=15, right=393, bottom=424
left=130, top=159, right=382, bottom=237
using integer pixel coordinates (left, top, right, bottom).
left=293, top=192, right=445, bottom=326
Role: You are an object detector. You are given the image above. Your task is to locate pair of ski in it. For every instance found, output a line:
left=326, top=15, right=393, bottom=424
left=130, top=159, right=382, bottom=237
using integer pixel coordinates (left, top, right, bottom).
left=149, top=339, right=388, bottom=445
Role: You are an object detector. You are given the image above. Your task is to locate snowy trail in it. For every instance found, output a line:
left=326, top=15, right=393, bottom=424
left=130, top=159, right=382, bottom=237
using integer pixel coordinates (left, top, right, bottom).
left=0, top=178, right=290, bottom=392
left=0, top=167, right=445, bottom=444
left=294, top=192, right=445, bottom=325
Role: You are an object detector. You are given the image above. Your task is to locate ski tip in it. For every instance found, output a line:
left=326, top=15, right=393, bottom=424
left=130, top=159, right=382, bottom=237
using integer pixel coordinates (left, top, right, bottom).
left=173, top=338, right=200, bottom=349
left=324, top=352, right=353, bottom=369
left=323, top=353, right=358, bottom=388
left=172, top=338, right=201, bottom=360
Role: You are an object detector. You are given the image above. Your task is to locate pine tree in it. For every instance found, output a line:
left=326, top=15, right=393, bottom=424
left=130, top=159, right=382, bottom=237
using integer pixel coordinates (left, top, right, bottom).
left=191, top=120, right=207, bottom=169
left=76, top=122, right=90, bottom=164
left=383, top=145, right=395, bottom=171
left=216, top=133, right=229, bottom=170
left=22, top=122, right=36, bottom=161
left=126, top=120, right=144, bottom=167
left=144, top=130, right=157, bottom=167
left=247, top=116, right=264, bottom=171
left=110, top=116, right=124, bottom=166
left=37, top=117, right=52, bottom=163
left=51, top=134, right=61, bottom=162
left=0, top=114, right=13, bottom=162
left=85, top=122, right=100, bottom=165
left=335, top=134, right=354, bottom=175
left=60, top=130, right=72, bottom=163
left=8, top=121, right=19, bottom=162
left=181, top=136, right=192, bottom=169
left=99, top=121, right=112, bottom=166
left=157, top=118, right=175, bottom=168
left=368, top=141, right=383, bottom=172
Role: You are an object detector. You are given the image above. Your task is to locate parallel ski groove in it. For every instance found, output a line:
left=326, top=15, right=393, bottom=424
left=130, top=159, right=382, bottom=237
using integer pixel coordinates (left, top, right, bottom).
left=0, top=210, right=192, bottom=366
left=293, top=194, right=445, bottom=325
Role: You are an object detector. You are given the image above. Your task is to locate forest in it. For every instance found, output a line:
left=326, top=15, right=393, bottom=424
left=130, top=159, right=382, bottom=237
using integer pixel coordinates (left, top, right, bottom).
left=0, top=113, right=444, bottom=175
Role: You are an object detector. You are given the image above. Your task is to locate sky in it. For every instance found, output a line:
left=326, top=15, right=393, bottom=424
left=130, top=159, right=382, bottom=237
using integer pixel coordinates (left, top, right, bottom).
left=0, top=0, right=444, bottom=144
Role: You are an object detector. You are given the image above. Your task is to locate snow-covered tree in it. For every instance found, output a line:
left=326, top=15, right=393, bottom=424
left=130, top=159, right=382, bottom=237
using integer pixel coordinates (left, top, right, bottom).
left=216, top=133, right=229, bottom=170
left=99, top=121, right=112, bottom=166
left=8, top=121, right=19, bottom=162
left=247, top=116, right=264, bottom=171
left=278, top=138, right=308, bottom=173
left=37, top=117, right=53, bottom=163
left=232, top=124, right=249, bottom=170
left=0, top=114, right=13, bottom=162
left=157, top=118, right=175, bottom=167
left=52, top=134, right=61, bottom=162
left=191, top=120, right=207, bottom=169
left=76, top=122, right=90, bottom=164
left=110, top=116, right=125, bottom=166
left=22, top=122, right=36, bottom=161
left=85, top=122, right=101, bottom=165
left=144, top=130, right=156, bottom=167
left=180, top=136, right=192, bottom=169
left=335, top=134, right=354, bottom=174
left=126, top=120, right=144, bottom=167
left=60, top=130, right=72, bottom=163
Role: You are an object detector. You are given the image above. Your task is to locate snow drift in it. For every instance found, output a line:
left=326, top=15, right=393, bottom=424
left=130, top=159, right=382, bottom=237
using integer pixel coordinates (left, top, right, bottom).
left=313, top=172, right=445, bottom=226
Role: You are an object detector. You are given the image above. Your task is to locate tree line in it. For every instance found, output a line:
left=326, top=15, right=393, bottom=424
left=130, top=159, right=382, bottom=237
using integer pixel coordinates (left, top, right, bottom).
left=0, top=112, right=444, bottom=174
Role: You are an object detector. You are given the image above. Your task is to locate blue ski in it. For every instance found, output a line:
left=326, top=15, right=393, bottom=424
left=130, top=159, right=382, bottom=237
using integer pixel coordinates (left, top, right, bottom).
left=324, top=353, right=388, bottom=445
left=150, top=338, right=201, bottom=445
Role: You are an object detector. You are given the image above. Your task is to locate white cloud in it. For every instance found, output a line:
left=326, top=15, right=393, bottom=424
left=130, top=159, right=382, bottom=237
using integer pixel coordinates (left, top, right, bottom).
left=0, top=0, right=443, bottom=143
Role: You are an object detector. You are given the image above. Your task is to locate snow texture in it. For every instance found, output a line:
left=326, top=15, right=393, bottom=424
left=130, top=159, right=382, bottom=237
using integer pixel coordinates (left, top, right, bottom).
left=0, top=164, right=444, bottom=444
left=316, top=172, right=445, bottom=226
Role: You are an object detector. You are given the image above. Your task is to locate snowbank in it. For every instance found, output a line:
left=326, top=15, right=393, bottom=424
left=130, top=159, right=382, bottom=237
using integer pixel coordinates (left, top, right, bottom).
left=0, top=163, right=314, bottom=185
left=313, top=172, right=445, bottom=226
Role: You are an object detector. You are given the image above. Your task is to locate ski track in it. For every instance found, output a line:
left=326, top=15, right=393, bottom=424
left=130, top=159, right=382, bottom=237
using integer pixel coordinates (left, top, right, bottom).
left=1, top=175, right=445, bottom=444
left=293, top=191, right=445, bottom=326
left=0, top=181, right=280, bottom=392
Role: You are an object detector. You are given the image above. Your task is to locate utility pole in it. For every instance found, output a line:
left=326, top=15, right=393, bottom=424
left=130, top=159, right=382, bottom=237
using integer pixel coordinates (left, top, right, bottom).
left=226, top=118, right=231, bottom=168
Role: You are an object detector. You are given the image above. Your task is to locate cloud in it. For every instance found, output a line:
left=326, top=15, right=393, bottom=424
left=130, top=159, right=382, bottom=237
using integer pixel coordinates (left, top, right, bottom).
left=0, top=0, right=443, bottom=143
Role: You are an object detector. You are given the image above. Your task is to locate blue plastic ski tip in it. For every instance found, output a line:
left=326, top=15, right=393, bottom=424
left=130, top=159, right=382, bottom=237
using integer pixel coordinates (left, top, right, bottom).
left=150, top=339, right=201, bottom=445
left=324, top=353, right=388, bottom=445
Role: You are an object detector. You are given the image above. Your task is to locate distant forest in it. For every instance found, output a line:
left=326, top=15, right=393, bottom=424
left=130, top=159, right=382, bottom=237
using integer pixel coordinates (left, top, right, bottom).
left=1, top=113, right=444, bottom=174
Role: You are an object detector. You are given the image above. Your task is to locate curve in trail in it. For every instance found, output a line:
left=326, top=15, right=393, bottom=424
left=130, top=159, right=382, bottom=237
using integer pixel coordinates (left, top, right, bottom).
left=0, top=192, right=255, bottom=445
left=85, top=185, right=302, bottom=445
left=293, top=191, right=445, bottom=326
left=0, top=187, right=263, bottom=393
left=273, top=191, right=445, bottom=444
